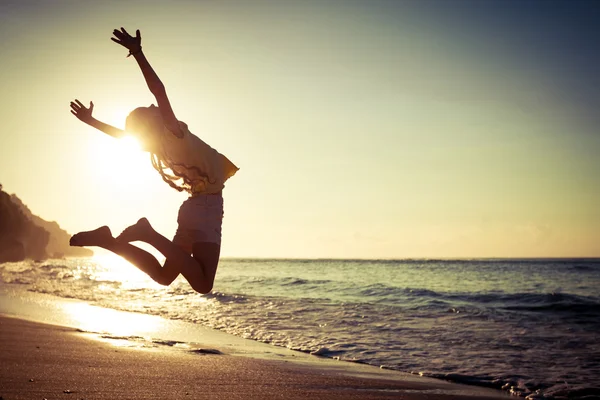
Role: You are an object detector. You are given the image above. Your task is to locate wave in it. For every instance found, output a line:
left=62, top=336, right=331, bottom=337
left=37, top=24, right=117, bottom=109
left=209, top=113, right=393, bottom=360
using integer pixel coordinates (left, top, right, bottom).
left=202, top=291, right=248, bottom=304
left=4, top=257, right=600, bottom=400
left=2, top=277, right=34, bottom=285
left=350, top=284, right=600, bottom=311
left=229, top=276, right=335, bottom=287
left=279, top=278, right=334, bottom=286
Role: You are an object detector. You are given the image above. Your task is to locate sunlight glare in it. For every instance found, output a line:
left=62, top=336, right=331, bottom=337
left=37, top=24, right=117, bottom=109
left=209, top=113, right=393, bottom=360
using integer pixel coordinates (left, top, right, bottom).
left=87, top=134, right=145, bottom=172
left=85, top=128, right=156, bottom=199
left=92, top=253, right=165, bottom=290
left=119, top=135, right=142, bottom=152
left=63, top=302, right=160, bottom=336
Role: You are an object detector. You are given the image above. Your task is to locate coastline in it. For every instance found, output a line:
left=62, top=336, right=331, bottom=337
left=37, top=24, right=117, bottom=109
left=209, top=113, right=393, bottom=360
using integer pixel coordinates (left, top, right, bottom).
left=0, top=286, right=508, bottom=400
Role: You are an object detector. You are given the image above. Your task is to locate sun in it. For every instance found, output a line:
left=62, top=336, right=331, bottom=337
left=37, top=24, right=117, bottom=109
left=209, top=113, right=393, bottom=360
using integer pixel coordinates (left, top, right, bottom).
left=118, top=135, right=142, bottom=153
left=86, top=132, right=152, bottom=194
left=107, top=135, right=147, bottom=178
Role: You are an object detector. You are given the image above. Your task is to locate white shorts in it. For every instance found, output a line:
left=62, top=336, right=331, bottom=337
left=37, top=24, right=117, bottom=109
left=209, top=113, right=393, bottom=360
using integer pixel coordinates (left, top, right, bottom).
left=173, top=194, right=224, bottom=252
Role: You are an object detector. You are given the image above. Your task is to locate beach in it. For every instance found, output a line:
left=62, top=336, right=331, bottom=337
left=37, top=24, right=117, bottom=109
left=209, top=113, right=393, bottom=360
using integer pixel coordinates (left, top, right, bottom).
left=1, top=258, right=599, bottom=399
left=2, top=0, right=599, bottom=397
left=0, top=281, right=512, bottom=400
left=0, top=315, right=509, bottom=400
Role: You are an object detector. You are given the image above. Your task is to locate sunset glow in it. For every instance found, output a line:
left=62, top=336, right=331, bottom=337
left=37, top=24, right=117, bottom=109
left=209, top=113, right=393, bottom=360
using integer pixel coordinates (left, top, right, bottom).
left=64, top=302, right=160, bottom=336
left=0, top=1, right=598, bottom=258
left=91, top=253, right=164, bottom=290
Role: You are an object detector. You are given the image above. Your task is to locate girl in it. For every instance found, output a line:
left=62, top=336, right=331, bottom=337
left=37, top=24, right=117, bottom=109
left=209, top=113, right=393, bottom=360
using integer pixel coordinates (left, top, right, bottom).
left=69, top=28, right=238, bottom=294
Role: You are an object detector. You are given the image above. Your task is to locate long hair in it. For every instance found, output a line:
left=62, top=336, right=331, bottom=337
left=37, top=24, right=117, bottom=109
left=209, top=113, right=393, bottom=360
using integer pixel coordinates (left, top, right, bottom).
left=126, top=105, right=211, bottom=193
left=125, top=105, right=186, bottom=192
left=150, top=153, right=187, bottom=192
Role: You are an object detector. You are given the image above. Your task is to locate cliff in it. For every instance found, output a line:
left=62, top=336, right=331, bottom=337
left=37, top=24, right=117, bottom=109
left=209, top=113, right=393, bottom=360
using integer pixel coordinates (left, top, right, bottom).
left=0, top=184, right=93, bottom=263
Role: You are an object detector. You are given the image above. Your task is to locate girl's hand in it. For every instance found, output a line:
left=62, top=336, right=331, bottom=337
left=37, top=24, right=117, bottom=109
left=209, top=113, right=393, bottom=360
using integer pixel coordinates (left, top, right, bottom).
left=70, top=99, right=94, bottom=124
left=111, top=27, right=142, bottom=55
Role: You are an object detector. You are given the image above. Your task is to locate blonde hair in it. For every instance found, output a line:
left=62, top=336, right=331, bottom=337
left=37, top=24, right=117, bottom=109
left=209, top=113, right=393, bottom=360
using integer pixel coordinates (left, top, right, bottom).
left=126, top=105, right=189, bottom=192
left=150, top=154, right=189, bottom=192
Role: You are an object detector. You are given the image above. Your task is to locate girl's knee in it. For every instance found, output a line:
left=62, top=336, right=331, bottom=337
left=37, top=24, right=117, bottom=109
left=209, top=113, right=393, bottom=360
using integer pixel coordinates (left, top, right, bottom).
left=191, top=280, right=213, bottom=294
left=154, top=265, right=179, bottom=286
left=155, top=273, right=177, bottom=286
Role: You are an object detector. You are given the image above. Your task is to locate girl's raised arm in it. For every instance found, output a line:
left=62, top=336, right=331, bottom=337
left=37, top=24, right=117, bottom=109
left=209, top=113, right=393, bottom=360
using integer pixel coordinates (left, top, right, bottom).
left=111, top=27, right=183, bottom=138
left=70, top=99, right=126, bottom=139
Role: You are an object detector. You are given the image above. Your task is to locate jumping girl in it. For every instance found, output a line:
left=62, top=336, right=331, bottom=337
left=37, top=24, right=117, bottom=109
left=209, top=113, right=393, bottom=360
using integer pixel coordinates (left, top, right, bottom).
left=69, top=28, right=239, bottom=294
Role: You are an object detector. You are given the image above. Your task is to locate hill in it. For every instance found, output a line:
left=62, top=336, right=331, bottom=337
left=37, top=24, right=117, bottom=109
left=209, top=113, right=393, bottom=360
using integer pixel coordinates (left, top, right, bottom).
left=0, top=184, right=93, bottom=262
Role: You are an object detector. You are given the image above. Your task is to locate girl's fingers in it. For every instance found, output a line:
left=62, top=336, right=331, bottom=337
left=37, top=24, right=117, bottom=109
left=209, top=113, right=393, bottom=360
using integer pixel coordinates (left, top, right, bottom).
left=121, top=27, right=131, bottom=37
left=70, top=110, right=77, bottom=116
left=75, top=99, right=85, bottom=108
left=70, top=102, right=81, bottom=111
left=111, top=37, right=123, bottom=45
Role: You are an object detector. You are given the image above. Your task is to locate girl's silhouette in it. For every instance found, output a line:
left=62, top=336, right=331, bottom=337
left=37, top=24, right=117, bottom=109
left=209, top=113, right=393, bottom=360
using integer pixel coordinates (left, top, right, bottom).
left=69, top=28, right=238, bottom=294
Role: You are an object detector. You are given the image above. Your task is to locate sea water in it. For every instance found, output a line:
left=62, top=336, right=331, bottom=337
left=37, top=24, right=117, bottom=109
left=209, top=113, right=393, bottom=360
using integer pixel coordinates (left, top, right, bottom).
left=1, top=257, right=599, bottom=399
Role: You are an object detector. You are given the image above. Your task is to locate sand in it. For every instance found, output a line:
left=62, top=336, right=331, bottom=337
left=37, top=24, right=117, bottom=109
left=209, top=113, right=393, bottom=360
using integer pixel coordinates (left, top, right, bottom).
left=0, top=315, right=508, bottom=400
left=0, top=288, right=509, bottom=399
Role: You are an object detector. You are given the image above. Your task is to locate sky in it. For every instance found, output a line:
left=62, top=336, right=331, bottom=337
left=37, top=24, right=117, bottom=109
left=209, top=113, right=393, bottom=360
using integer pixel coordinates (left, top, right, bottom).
left=1, top=0, right=599, bottom=258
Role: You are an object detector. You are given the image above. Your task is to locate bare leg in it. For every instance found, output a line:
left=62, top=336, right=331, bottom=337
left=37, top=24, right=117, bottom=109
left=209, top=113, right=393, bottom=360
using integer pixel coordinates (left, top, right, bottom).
left=70, top=226, right=177, bottom=285
left=115, top=217, right=215, bottom=290
left=70, top=221, right=218, bottom=293
left=191, top=241, right=221, bottom=294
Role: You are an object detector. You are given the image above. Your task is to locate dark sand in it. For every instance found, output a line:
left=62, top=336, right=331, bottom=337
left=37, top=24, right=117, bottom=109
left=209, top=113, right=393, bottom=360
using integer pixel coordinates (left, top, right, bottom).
left=0, top=316, right=507, bottom=399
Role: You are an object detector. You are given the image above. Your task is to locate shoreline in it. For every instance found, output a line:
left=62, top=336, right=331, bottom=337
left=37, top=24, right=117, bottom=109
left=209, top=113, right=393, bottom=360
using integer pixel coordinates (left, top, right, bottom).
left=0, top=286, right=508, bottom=399
left=0, top=315, right=508, bottom=400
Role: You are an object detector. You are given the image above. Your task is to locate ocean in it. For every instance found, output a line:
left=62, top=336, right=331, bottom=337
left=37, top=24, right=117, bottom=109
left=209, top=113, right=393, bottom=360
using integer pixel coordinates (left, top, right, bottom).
left=1, top=257, right=599, bottom=399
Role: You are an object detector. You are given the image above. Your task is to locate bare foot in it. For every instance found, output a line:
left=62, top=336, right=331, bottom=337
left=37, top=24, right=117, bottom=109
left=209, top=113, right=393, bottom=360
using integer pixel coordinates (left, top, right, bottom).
left=70, top=226, right=115, bottom=248
left=116, top=218, right=155, bottom=243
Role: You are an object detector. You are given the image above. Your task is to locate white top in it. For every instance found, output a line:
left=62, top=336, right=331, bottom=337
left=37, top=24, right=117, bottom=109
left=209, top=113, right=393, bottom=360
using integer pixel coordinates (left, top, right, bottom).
left=158, top=122, right=239, bottom=195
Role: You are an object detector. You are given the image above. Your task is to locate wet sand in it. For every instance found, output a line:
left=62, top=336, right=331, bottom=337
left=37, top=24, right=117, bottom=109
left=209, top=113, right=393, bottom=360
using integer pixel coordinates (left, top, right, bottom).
left=0, top=315, right=508, bottom=400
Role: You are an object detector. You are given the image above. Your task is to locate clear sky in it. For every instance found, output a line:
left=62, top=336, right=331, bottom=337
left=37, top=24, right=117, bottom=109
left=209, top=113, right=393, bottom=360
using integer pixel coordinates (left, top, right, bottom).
left=1, top=0, right=598, bottom=258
